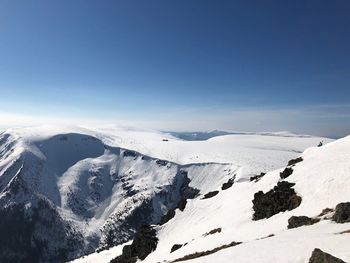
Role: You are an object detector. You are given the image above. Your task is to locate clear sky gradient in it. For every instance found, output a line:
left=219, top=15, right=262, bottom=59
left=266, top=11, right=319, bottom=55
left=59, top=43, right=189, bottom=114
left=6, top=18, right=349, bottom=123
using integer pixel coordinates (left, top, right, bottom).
left=0, top=1, right=349, bottom=137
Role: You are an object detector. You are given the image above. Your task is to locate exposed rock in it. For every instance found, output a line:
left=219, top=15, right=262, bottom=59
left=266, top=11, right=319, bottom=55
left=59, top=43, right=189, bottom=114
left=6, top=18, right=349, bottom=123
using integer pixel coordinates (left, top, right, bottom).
left=172, top=241, right=241, bottom=262
left=160, top=209, right=176, bottom=225
left=122, top=150, right=138, bottom=158
left=177, top=199, right=187, bottom=212
left=179, top=171, right=200, bottom=200
left=221, top=178, right=234, bottom=190
left=156, top=159, right=168, bottom=166
left=0, top=173, right=84, bottom=263
left=258, top=234, right=275, bottom=240
left=101, top=199, right=155, bottom=248
left=158, top=172, right=199, bottom=225
left=125, top=189, right=139, bottom=197
left=319, top=208, right=334, bottom=217
left=171, top=244, right=183, bottom=253
left=252, top=181, right=302, bottom=220
left=280, top=167, right=293, bottom=179
left=332, top=202, right=350, bottom=223
left=287, top=157, right=303, bottom=166
left=308, top=248, right=345, bottom=263
left=128, top=225, right=158, bottom=260
left=287, top=216, right=320, bottom=229
left=110, top=225, right=158, bottom=263
left=110, top=255, right=137, bottom=263
left=250, top=173, right=266, bottom=182
left=337, top=229, right=350, bottom=234
left=202, top=191, right=219, bottom=199
left=203, top=228, right=221, bottom=236
left=0, top=200, right=84, bottom=263
left=102, top=170, right=199, bottom=248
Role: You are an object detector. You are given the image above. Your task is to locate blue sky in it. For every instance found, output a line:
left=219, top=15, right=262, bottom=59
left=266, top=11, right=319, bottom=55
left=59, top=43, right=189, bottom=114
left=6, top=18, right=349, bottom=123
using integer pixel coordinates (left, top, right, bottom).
left=0, top=1, right=349, bottom=137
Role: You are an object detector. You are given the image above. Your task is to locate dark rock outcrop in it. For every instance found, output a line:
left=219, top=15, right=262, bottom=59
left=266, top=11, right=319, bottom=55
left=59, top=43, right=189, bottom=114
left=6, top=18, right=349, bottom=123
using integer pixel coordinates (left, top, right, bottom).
left=178, top=171, right=200, bottom=200
left=156, top=159, right=168, bottom=167
left=160, top=209, right=176, bottom=225
left=122, top=150, right=138, bottom=158
left=101, top=198, right=155, bottom=248
left=159, top=171, right=199, bottom=225
left=332, top=202, right=350, bottom=223
left=110, top=255, right=137, bottom=263
left=287, top=157, right=303, bottom=166
left=287, top=216, right=320, bottom=229
left=221, top=178, right=234, bottom=190
left=0, top=200, right=84, bottom=263
left=110, top=225, right=158, bottom=263
left=203, top=228, right=222, bottom=236
left=250, top=173, right=266, bottom=182
left=171, top=244, right=183, bottom=253
left=338, top=229, right=350, bottom=234
left=202, top=191, right=219, bottom=199
left=103, top=170, right=199, bottom=247
left=252, top=181, right=302, bottom=220
left=172, top=241, right=241, bottom=262
left=280, top=167, right=293, bottom=179
left=319, top=208, right=334, bottom=217
left=258, top=234, right=275, bottom=240
left=177, top=199, right=187, bottom=212
left=308, top=248, right=345, bottom=263
left=0, top=172, right=84, bottom=263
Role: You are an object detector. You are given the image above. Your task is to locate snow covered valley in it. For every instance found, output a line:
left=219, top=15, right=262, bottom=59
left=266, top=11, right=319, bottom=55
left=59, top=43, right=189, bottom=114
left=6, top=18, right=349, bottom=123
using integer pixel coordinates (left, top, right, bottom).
left=0, top=125, right=349, bottom=263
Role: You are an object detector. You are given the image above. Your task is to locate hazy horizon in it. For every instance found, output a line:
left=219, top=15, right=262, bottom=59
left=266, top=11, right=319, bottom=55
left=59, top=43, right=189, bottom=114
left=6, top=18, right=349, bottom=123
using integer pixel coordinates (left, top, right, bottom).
left=0, top=1, right=349, bottom=138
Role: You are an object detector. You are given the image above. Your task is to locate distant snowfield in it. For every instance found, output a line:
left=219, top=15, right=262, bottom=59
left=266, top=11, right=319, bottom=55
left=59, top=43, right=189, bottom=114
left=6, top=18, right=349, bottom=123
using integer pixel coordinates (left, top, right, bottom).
left=92, top=126, right=329, bottom=170
left=5, top=125, right=330, bottom=169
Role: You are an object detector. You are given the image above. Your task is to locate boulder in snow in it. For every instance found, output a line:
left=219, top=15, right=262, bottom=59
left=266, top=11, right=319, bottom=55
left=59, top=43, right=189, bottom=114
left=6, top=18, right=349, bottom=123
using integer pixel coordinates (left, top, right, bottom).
left=308, top=248, right=345, bottom=263
left=202, top=191, right=219, bottom=199
left=280, top=167, right=294, bottom=179
left=252, top=181, right=302, bottom=220
left=110, top=225, right=158, bottom=262
left=287, top=216, right=320, bottom=229
left=287, top=157, right=303, bottom=166
left=221, top=178, right=234, bottom=190
left=170, top=244, right=183, bottom=253
left=250, top=172, right=266, bottom=182
left=332, top=202, right=350, bottom=223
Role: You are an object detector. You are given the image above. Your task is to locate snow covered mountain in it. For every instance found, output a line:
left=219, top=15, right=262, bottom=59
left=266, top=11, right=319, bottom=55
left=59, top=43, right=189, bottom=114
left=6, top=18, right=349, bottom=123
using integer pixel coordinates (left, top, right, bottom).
left=0, top=125, right=343, bottom=263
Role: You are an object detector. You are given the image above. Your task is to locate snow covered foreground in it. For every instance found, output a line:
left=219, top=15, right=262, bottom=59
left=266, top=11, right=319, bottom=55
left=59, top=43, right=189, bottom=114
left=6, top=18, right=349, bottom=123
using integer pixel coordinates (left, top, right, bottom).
left=1, top=125, right=348, bottom=262
left=141, top=135, right=350, bottom=263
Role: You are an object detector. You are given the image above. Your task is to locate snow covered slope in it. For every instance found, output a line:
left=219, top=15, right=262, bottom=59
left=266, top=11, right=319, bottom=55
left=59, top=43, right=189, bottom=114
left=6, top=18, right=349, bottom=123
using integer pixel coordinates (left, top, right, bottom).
left=0, top=125, right=336, bottom=262
left=136, top=135, right=350, bottom=263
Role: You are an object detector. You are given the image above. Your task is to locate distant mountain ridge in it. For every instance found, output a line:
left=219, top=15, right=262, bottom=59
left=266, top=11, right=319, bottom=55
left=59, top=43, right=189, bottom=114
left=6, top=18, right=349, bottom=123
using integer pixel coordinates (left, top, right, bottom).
left=168, top=130, right=312, bottom=141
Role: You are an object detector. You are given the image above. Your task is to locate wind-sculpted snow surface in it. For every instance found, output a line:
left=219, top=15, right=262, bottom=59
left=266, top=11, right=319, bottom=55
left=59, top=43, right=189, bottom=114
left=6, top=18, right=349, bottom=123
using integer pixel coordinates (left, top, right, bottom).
left=0, top=126, right=334, bottom=262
